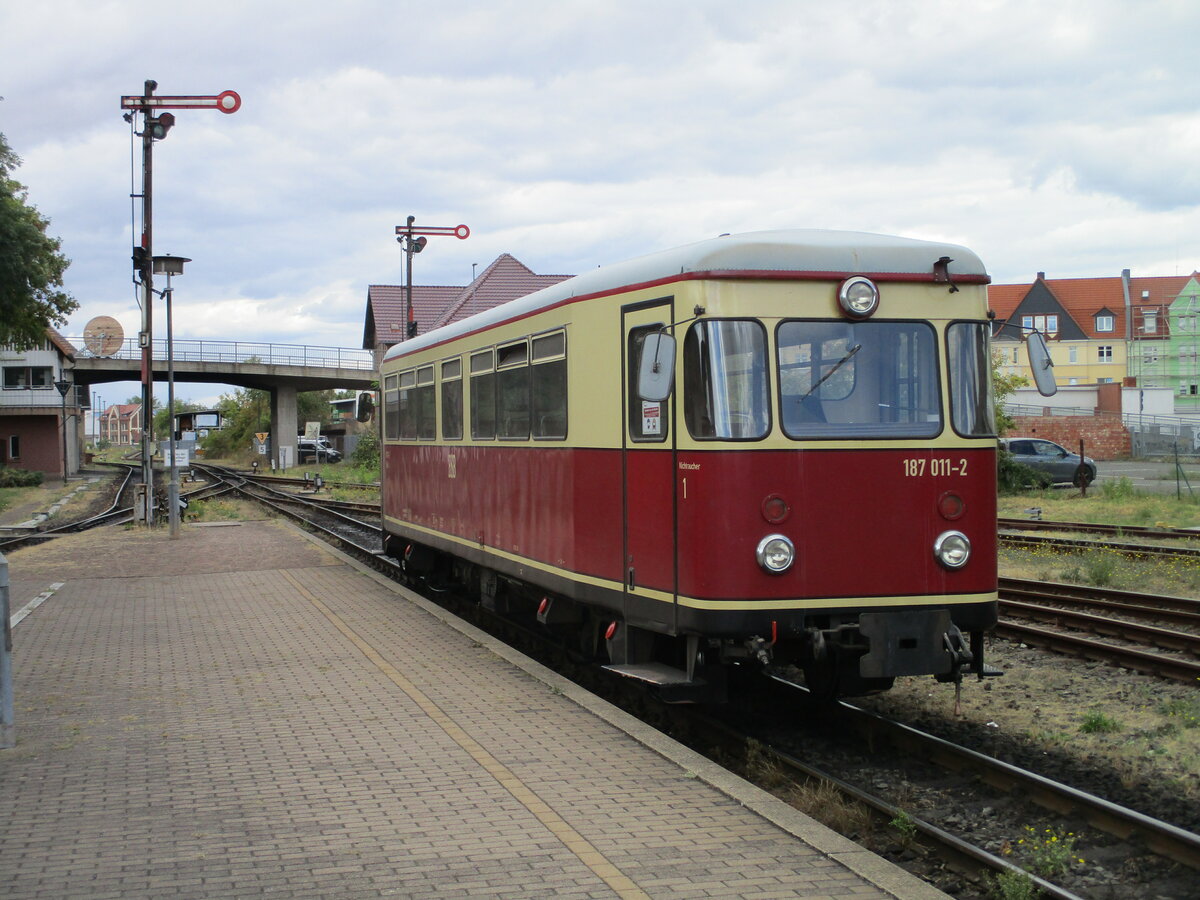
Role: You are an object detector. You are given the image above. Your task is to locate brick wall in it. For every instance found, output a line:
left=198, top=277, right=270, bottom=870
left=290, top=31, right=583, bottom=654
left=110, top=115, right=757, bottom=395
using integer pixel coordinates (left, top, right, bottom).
left=1009, top=415, right=1131, bottom=460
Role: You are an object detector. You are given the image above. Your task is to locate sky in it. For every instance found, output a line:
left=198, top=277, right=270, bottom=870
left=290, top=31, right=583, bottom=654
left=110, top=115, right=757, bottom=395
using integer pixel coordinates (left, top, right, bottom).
left=3, top=0, right=1199, bottom=410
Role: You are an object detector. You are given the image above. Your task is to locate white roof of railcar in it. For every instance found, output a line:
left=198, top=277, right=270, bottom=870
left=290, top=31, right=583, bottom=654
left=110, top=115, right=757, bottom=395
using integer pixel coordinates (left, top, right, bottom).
left=383, top=229, right=987, bottom=362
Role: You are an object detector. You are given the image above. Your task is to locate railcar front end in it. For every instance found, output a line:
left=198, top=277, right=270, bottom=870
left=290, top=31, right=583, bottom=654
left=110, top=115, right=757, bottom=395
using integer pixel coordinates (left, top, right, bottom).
left=379, top=230, right=1002, bottom=700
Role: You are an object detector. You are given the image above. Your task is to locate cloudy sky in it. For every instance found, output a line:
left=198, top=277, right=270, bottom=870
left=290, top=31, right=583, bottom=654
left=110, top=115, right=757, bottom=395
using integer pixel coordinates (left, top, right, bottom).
left=3, top=0, right=1199, bottom=408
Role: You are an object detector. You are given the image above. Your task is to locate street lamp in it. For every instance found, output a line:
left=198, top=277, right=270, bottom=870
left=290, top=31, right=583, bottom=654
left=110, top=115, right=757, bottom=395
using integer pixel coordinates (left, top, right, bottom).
left=54, top=377, right=72, bottom=482
left=153, top=254, right=189, bottom=538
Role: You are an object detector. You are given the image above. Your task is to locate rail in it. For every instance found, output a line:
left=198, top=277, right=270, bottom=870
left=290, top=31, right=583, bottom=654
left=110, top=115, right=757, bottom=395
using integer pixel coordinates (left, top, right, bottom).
left=70, top=337, right=375, bottom=371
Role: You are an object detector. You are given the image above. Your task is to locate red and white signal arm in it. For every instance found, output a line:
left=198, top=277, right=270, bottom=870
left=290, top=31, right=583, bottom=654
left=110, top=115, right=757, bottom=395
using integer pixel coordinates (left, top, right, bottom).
left=394, top=224, right=470, bottom=240
left=121, top=91, right=242, bottom=114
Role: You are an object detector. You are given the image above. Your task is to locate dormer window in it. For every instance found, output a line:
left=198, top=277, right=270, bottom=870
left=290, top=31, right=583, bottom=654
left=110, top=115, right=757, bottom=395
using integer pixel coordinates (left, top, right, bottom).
left=1095, top=314, right=1115, bottom=333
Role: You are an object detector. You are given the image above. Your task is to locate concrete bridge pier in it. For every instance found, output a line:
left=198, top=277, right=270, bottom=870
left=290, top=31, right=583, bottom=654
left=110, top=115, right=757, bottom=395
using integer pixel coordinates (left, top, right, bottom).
left=270, top=384, right=298, bottom=469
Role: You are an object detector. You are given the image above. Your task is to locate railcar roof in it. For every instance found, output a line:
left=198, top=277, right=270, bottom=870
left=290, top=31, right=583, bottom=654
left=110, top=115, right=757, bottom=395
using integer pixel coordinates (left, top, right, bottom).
left=383, top=229, right=987, bottom=362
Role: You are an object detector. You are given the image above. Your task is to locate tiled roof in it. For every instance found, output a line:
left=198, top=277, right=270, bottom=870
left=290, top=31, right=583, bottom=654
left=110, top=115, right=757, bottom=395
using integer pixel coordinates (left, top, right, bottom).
left=989, top=272, right=1199, bottom=339
left=364, top=253, right=572, bottom=349
left=46, top=327, right=76, bottom=359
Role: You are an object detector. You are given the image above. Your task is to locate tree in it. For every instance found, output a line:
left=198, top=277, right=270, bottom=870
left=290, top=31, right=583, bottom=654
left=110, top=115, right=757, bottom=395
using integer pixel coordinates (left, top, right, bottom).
left=0, top=132, right=76, bottom=349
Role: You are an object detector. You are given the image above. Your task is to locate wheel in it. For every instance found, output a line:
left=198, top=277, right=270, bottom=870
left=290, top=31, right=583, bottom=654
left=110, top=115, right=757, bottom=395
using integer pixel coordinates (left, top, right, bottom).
left=1073, top=465, right=1095, bottom=488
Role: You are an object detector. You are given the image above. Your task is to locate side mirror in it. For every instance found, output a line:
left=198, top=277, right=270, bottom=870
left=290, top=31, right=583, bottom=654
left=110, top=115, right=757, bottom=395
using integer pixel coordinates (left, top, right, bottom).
left=356, top=392, right=375, bottom=423
left=638, top=332, right=675, bottom=402
left=1026, top=331, right=1057, bottom=397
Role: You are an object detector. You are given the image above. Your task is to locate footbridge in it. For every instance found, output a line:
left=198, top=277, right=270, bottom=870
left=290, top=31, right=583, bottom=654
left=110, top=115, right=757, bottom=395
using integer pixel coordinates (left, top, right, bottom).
left=69, top=337, right=376, bottom=465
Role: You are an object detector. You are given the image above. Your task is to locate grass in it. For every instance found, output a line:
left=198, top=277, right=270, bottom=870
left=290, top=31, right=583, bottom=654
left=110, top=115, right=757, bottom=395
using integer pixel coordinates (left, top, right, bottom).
left=998, top=478, right=1200, bottom=529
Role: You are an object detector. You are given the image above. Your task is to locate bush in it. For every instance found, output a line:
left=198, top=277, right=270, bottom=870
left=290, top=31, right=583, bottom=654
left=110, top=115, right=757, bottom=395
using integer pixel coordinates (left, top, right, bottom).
left=998, top=450, right=1049, bottom=494
left=351, top=428, right=380, bottom=470
left=0, top=467, right=43, bottom=488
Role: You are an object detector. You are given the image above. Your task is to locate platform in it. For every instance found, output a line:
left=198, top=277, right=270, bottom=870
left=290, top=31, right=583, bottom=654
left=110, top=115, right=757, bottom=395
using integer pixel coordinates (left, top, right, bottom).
left=1, top=518, right=946, bottom=899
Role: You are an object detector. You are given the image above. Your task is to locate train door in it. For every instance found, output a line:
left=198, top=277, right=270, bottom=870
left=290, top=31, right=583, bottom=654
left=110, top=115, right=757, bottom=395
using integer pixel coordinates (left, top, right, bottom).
left=621, top=299, right=678, bottom=633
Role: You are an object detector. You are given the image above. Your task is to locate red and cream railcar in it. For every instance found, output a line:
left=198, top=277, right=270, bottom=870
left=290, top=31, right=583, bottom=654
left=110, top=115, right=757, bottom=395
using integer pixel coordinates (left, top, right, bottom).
left=380, top=230, right=1000, bottom=698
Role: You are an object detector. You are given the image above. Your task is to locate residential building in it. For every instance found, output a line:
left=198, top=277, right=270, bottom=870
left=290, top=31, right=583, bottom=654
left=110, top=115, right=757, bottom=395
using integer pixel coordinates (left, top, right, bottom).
left=0, top=328, right=80, bottom=479
left=100, top=403, right=143, bottom=446
left=989, top=269, right=1200, bottom=409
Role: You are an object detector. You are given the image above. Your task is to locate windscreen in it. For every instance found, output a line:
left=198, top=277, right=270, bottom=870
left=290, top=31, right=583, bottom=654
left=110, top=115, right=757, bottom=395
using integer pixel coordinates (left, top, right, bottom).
left=777, top=320, right=941, bottom=438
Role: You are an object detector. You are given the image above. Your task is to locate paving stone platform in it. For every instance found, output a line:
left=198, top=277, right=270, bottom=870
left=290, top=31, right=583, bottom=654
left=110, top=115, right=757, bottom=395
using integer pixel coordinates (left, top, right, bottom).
left=1, top=518, right=947, bottom=899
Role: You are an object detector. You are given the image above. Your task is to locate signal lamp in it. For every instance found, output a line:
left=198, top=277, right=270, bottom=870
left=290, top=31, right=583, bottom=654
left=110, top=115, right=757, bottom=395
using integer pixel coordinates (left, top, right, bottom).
left=756, top=534, right=796, bottom=574
left=146, top=113, right=175, bottom=141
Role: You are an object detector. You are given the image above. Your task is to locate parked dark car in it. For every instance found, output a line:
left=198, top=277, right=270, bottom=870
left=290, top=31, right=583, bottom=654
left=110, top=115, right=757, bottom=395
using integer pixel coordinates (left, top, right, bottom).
left=1000, top=437, right=1096, bottom=487
left=297, top=437, right=342, bottom=463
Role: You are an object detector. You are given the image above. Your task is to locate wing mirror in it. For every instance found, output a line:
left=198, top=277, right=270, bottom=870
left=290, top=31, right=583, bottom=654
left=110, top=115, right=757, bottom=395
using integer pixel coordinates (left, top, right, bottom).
left=638, top=332, right=675, bottom=402
left=1026, top=331, right=1057, bottom=397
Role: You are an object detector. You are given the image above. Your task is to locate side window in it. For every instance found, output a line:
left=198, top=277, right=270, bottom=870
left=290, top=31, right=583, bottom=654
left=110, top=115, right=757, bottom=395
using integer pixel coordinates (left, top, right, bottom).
left=497, top=340, right=530, bottom=439
left=628, top=324, right=668, bottom=443
left=470, top=349, right=496, bottom=440
left=531, top=331, right=567, bottom=439
left=384, top=373, right=399, bottom=441
left=416, top=366, right=436, bottom=440
left=683, top=320, right=769, bottom=440
left=398, top=370, right=417, bottom=440
left=441, top=358, right=463, bottom=440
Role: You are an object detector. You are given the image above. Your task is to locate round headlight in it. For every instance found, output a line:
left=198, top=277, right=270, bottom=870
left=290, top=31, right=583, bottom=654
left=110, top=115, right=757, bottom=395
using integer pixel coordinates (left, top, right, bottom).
left=838, top=276, right=879, bottom=319
left=756, top=534, right=795, bottom=574
left=933, top=530, right=971, bottom=570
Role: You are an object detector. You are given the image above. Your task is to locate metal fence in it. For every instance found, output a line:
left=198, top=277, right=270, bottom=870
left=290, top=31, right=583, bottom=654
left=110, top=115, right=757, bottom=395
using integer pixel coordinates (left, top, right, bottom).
left=71, top=338, right=375, bottom=371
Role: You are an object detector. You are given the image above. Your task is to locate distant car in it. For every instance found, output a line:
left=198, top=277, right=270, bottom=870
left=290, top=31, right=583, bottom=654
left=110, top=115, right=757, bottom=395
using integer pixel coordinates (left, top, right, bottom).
left=1000, top=438, right=1096, bottom=487
left=296, top=437, right=342, bottom=463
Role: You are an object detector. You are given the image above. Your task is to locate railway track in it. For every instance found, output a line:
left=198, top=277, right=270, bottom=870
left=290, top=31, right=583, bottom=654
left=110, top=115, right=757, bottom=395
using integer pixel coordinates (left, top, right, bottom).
left=183, top=471, right=1199, bottom=899
left=997, top=578, right=1200, bottom=684
left=998, top=529, right=1200, bottom=562
left=998, top=517, right=1200, bottom=541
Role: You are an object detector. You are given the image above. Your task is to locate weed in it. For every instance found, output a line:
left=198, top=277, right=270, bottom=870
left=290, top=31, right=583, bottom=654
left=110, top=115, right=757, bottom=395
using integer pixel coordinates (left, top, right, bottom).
left=1079, top=710, right=1122, bottom=734
left=988, top=868, right=1039, bottom=900
left=1010, top=825, right=1085, bottom=878
left=1082, top=552, right=1118, bottom=586
left=889, top=810, right=919, bottom=848
left=787, top=779, right=872, bottom=838
left=1101, top=476, right=1136, bottom=500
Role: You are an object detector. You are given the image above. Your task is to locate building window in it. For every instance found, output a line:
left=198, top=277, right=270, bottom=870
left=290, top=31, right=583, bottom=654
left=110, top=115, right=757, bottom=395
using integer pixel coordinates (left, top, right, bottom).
left=1097, top=345, right=1113, bottom=363
left=1012, top=346, right=1020, bottom=366
left=1068, top=378, right=1079, bottom=385
left=1068, top=346, right=1078, bottom=363
left=1097, top=377, right=1114, bottom=384
left=1021, top=315, right=1033, bottom=331
left=7, top=435, right=18, bottom=459
left=1142, top=310, right=1158, bottom=334
left=1095, top=314, right=1114, bottom=332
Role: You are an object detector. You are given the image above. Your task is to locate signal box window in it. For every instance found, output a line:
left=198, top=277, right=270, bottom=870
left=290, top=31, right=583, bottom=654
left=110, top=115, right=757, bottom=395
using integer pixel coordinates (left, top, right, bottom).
left=383, top=374, right=400, bottom=441
left=497, top=340, right=531, bottom=439
left=682, top=320, right=769, bottom=440
left=441, top=358, right=463, bottom=440
left=531, top=331, right=567, bottom=439
left=470, top=349, right=496, bottom=439
left=777, top=320, right=940, bottom=438
left=628, top=325, right=669, bottom=443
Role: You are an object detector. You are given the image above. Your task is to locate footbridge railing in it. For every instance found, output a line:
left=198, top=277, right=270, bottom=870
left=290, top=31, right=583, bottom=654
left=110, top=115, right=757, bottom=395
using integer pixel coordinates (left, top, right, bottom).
left=70, top=338, right=375, bottom=371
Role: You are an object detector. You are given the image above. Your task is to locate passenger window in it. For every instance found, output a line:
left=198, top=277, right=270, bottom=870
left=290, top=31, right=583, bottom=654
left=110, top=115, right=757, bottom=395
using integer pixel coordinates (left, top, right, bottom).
left=398, top=370, right=417, bottom=440
left=384, top=373, right=399, bottom=441
left=497, top=340, right=530, bottom=439
left=628, top=325, right=669, bottom=443
left=470, top=350, right=496, bottom=440
left=441, top=358, right=463, bottom=440
left=531, top=331, right=567, bottom=439
left=416, top=366, right=436, bottom=440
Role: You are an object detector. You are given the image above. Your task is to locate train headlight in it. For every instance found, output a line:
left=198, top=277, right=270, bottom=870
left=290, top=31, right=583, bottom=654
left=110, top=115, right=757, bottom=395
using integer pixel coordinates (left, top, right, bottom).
left=756, top=534, right=795, bottom=574
left=933, top=530, right=971, bottom=570
left=838, top=276, right=879, bottom=319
